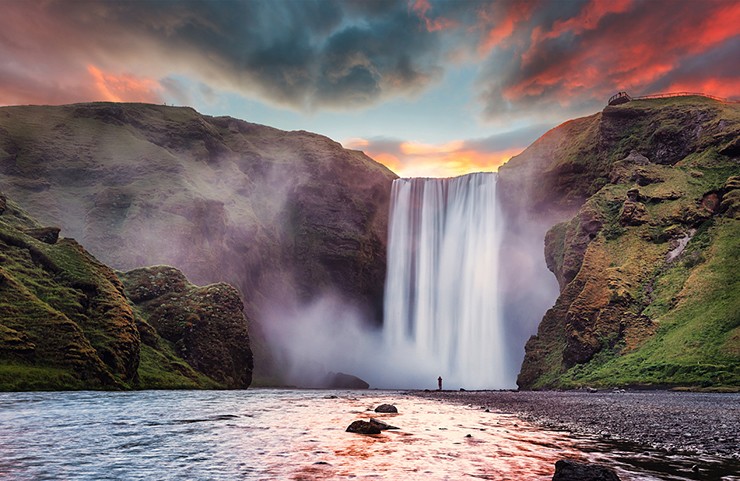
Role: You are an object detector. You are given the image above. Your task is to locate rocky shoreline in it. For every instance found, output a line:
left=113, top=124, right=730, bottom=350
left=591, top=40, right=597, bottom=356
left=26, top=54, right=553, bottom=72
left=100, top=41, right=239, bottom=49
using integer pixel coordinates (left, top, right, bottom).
left=412, top=390, right=740, bottom=461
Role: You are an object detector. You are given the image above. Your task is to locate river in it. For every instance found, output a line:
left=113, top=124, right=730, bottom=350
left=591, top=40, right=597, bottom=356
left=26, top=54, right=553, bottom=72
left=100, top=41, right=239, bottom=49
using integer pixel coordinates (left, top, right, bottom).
left=0, top=389, right=737, bottom=480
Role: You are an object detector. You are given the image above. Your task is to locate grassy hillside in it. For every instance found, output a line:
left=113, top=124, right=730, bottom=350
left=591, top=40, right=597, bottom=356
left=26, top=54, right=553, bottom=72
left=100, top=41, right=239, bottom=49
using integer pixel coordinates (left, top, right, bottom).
left=510, top=96, right=740, bottom=390
left=0, top=102, right=396, bottom=382
left=0, top=192, right=247, bottom=390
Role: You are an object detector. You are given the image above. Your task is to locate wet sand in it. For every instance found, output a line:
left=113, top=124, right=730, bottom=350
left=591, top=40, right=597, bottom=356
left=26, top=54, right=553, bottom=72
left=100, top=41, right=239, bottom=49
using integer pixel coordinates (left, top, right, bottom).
left=412, top=390, right=740, bottom=460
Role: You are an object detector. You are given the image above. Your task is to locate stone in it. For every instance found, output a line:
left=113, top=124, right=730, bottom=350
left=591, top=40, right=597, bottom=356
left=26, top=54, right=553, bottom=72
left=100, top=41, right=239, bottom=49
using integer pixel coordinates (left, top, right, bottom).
left=23, top=227, right=61, bottom=244
left=374, top=404, right=398, bottom=413
left=346, top=420, right=381, bottom=435
left=552, top=459, right=621, bottom=481
left=626, top=188, right=641, bottom=202
left=700, top=192, right=720, bottom=214
left=619, top=200, right=648, bottom=226
left=324, top=372, right=369, bottom=389
left=623, top=150, right=650, bottom=165
left=369, top=418, right=399, bottom=430
left=631, top=168, right=664, bottom=186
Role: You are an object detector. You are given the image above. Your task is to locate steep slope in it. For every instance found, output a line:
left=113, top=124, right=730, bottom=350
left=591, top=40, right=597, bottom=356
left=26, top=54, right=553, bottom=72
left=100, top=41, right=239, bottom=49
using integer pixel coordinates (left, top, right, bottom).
left=499, top=96, right=740, bottom=390
left=0, top=193, right=139, bottom=389
left=0, top=192, right=251, bottom=390
left=0, top=103, right=396, bottom=381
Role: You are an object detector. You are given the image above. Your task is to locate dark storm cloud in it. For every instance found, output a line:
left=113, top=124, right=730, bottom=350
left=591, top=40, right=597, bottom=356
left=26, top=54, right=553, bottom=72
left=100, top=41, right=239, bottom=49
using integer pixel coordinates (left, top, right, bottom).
left=1, top=0, right=737, bottom=118
left=0, top=0, right=444, bottom=109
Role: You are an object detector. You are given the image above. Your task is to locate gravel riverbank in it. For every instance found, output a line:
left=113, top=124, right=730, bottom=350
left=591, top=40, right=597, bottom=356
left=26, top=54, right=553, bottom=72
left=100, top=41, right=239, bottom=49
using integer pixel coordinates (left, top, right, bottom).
left=412, top=390, right=740, bottom=460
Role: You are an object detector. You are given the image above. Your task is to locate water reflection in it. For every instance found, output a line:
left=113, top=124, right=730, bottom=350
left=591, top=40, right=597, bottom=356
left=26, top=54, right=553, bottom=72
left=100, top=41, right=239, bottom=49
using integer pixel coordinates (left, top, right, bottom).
left=0, top=390, right=737, bottom=480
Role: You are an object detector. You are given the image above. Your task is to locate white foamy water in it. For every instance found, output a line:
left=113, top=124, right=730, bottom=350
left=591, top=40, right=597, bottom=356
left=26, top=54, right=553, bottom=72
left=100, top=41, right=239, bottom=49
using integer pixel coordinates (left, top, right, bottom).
left=384, top=173, right=508, bottom=389
left=1, top=389, right=732, bottom=481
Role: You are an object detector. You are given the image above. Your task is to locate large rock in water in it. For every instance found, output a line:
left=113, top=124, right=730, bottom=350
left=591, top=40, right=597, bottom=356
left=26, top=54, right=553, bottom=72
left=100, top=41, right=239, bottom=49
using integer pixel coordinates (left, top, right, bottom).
left=120, top=266, right=253, bottom=388
left=499, top=96, right=740, bottom=390
left=0, top=103, right=397, bottom=380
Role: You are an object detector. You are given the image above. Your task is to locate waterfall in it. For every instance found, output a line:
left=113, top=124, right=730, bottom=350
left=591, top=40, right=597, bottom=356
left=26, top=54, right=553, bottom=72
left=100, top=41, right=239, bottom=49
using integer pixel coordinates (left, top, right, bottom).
left=383, top=172, right=507, bottom=389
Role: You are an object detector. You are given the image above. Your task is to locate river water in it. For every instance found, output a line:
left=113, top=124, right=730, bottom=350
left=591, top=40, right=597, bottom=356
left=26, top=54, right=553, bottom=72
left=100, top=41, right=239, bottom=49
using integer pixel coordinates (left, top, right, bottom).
left=0, top=389, right=737, bottom=480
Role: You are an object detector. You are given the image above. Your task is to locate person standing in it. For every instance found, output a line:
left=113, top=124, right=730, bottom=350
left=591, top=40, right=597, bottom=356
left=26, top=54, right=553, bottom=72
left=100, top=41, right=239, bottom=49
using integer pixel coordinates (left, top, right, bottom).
left=437, top=376, right=442, bottom=391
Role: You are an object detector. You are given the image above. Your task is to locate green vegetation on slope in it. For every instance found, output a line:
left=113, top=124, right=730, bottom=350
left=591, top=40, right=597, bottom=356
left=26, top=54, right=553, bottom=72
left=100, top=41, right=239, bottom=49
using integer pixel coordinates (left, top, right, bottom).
left=0, top=193, right=246, bottom=391
left=516, top=96, right=740, bottom=390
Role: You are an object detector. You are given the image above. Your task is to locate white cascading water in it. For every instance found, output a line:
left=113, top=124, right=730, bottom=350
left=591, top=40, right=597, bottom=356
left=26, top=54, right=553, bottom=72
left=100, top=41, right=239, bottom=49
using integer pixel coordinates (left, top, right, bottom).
left=383, top=172, right=507, bottom=389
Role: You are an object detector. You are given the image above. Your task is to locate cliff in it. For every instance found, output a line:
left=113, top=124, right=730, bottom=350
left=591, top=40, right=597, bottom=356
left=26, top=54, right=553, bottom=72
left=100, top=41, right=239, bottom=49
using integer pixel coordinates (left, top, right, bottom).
left=0, top=103, right=396, bottom=382
left=0, top=192, right=252, bottom=390
left=500, top=96, right=740, bottom=390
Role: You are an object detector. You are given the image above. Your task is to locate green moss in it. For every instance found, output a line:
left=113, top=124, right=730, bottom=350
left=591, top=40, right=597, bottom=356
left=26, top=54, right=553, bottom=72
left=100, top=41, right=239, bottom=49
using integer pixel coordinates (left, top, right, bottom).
left=137, top=344, right=221, bottom=390
left=557, top=218, right=740, bottom=388
left=0, top=364, right=87, bottom=391
left=1, top=194, right=238, bottom=391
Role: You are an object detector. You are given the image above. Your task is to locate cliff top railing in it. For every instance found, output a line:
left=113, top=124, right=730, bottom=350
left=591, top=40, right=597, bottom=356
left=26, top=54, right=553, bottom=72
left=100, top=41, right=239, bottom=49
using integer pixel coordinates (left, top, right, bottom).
left=608, top=91, right=737, bottom=106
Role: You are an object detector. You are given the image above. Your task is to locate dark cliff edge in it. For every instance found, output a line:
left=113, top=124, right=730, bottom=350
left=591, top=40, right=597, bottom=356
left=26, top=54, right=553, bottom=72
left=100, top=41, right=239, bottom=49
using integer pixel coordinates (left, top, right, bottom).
left=0, top=192, right=252, bottom=390
left=0, top=102, right=396, bottom=384
left=498, top=96, right=740, bottom=390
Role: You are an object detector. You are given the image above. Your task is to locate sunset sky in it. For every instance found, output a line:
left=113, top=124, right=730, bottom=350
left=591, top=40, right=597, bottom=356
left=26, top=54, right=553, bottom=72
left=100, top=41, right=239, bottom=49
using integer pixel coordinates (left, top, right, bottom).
left=1, top=0, right=738, bottom=177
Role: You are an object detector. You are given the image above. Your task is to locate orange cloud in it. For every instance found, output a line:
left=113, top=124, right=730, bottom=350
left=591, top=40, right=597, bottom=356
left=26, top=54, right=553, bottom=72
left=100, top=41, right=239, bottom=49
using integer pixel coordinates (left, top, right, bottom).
left=410, top=0, right=457, bottom=32
left=665, top=77, right=740, bottom=101
left=87, top=65, right=162, bottom=103
left=348, top=137, right=523, bottom=178
left=477, top=1, right=538, bottom=55
left=400, top=140, right=465, bottom=155
left=535, top=0, right=633, bottom=44
left=504, top=0, right=740, bottom=106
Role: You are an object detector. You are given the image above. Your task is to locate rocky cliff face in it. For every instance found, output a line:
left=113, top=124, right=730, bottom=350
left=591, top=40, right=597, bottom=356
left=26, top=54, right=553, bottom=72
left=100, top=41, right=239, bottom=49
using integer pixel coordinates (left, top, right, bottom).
left=499, top=96, right=740, bottom=390
left=0, top=193, right=250, bottom=390
left=0, top=103, right=396, bottom=382
left=120, top=266, right=253, bottom=388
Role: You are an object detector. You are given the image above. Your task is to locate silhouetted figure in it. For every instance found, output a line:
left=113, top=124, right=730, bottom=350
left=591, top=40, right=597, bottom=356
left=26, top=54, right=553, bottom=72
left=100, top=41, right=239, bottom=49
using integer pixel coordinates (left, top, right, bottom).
left=438, top=376, right=442, bottom=391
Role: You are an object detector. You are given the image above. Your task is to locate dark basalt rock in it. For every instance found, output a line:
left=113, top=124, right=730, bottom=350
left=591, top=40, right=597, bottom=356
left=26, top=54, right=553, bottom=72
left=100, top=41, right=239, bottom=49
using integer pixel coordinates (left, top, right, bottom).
left=324, top=371, right=369, bottom=389
left=619, top=200, right=648, bottom=226
left=552, top=460, right=621, bottom=481
left=374, top=403, right=398, bottom=413
left=368, top=418, right=399, bottom=430
left=23, top=227, right=61, bottom=244
left=346, top=420, right=381, bottom=435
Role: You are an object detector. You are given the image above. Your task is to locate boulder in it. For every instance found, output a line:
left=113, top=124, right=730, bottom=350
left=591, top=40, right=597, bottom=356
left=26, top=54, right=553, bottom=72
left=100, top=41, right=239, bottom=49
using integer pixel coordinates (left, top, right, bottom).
left=619, top=200, right=648, bottom=226
left=346, top=420, right=381, bottom=435
left=324, top=371, right=369, bottom=389
left=700, top=192, right=720, bottom=214
left=369, top=418, right=399, bottom=430
left=552, top=460, right=621, bottom=481
left=623, top=149, right=650, bottom=166
left=23, top=227, right=61, bottom=244
left=374, top=403, right=398, bottom=413
left=631, top=167, right=664, bottom=186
